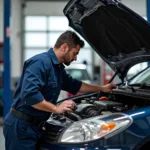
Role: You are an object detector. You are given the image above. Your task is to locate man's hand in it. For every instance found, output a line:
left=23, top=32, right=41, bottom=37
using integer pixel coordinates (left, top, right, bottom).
left=102, top=83, right=117, bottom=93
left=55, top=100, right=76, bottom=114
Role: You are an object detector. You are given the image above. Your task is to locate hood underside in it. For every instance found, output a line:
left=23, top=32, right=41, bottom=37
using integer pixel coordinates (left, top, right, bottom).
left=63, top=0, right=150, bottom=80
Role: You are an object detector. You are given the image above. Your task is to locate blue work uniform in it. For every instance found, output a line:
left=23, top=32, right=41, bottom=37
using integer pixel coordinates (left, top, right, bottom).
left=3, top=48, right=82, bottom=150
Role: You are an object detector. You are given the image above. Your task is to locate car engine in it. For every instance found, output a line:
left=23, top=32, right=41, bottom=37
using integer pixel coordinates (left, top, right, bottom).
left=41, top=86, right=150, bottom=144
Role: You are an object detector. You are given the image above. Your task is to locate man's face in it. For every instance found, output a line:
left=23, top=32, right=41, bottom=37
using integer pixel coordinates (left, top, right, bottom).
left=64, top=44, right=80, bottom=66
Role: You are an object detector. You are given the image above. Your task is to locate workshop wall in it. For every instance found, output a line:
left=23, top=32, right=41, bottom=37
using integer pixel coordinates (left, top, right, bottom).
left=0, top=0, right=147, bottom=83
left=122, top=0, right=146, bottom=17
left=0, top=0, right=3, bottom=42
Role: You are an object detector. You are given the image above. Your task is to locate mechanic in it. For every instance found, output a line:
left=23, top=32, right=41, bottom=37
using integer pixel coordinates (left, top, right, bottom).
left=3, top=30, right=116, bottom=150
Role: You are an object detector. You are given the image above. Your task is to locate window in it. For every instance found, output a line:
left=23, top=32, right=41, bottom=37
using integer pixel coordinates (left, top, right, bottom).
left=48, top=32, right=63, bottom=47
left=48, top=17, right=68, bottom=31
left=25, top=33, right=47, bottom=47
left=24, top=16, right=91, bottom=66
left=25, top=16, right=47, bottom=31
left=25, top=16, right=70, bottom=60
left=25, top=49, right=46, bottom=60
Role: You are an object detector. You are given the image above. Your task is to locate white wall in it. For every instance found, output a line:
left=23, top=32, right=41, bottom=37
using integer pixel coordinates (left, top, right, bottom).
left=122, top=0, right=146, bottom=17
left=0, top=0, right=3, bottom=41
left=11, top=0, right=22, bottom=78
left=0, top=0, right=22, bottom=90
left=0, top=0, right=147, bottom=42
left=25, top=1, right=67, bottom=16
left=24, top=0, right=146, bottom=16
left=0, top=0, right=148, bottom=79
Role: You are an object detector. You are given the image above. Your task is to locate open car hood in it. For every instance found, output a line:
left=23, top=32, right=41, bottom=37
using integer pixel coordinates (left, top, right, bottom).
left=63, top=0, right=150, bottom=81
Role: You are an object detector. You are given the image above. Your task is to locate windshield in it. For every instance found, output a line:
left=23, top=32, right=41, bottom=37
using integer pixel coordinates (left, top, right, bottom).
left=129, top=67, right=150, bottom=84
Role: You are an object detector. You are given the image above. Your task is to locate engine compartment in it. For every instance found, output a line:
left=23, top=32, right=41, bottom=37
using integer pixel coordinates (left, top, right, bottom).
left=42, top=86, right=150, bottom=144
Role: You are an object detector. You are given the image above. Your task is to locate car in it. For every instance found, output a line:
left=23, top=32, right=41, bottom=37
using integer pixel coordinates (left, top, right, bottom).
left=65, top=64, right=91, bottom=84
left=128, top=66, right=150, bottom=85
left=58, top=63, right=92, bottom=100
left=40, top=0, right=150, bottom=150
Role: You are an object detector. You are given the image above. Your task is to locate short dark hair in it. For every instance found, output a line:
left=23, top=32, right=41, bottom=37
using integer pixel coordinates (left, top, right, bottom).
left=54, top=30, right=85, bottom=49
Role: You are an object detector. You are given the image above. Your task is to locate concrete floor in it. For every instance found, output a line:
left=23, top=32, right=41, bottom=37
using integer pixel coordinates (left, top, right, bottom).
left=0, top=126, right=5, bottom=150
left=0, top=117, right=5, bottom=150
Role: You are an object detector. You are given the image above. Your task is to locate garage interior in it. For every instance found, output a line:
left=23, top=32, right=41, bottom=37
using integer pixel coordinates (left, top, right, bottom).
left=0, top=0, right=150, bottom=149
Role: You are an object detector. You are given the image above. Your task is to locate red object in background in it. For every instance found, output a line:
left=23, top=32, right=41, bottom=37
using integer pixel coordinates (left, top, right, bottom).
left=103, top=61, right=114, bottom=85
left=68, top=92, right=73, bottom=97
left=99, top=96, right=109, bottom=101
left=67, top=92, right=83, bottom=98
left=0, top=60, right=3, bottom=64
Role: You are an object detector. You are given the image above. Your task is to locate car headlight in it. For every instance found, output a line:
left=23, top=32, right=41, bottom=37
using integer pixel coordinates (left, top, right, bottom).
left=59, top=113, right=132, bottom=143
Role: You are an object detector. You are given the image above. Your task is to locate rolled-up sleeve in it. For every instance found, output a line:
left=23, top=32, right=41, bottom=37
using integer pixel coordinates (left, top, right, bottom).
left=62, top=70, right=82, bottom=95
left=21, top=60, right=48, bottom=105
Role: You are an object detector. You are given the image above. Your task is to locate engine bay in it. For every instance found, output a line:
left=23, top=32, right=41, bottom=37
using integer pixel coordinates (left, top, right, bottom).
left=42, top=86, right=150, bottom=144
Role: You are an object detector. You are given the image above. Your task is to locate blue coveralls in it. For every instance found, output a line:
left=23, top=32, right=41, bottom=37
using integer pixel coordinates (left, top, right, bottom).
left=3, top=48, right=82, bottom=150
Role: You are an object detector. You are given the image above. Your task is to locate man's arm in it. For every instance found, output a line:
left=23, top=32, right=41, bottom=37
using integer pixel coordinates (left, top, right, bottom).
left=79, top=82, right=116, bottom=93
left=32, top=99, right=76, bottom=114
